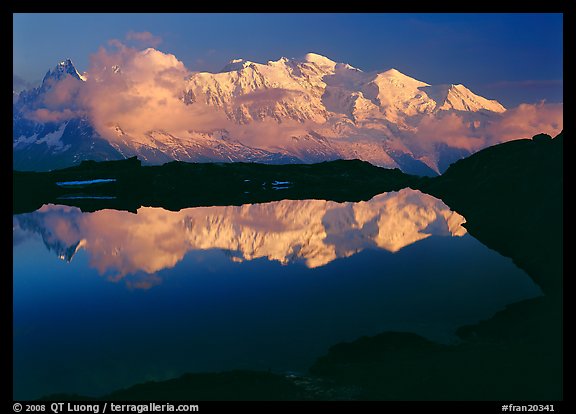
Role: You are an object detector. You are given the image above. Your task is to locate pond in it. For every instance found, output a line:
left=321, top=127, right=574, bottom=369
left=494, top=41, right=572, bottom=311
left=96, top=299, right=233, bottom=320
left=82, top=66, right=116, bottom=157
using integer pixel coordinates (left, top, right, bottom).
left=12, top=189, right=542, bottom=400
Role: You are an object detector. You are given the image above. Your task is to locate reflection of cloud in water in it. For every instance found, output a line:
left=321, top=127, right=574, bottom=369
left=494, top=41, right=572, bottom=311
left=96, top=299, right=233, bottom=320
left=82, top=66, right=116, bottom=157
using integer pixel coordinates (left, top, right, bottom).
left=13, top=189, right=466, bottom=287
left=13, top=217, right=35, bottom=247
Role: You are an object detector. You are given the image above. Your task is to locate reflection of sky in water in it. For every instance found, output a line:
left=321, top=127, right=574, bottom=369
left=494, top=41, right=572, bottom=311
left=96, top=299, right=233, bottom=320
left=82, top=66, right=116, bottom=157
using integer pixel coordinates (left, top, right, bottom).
left=13, top=190, right=541, bottom=400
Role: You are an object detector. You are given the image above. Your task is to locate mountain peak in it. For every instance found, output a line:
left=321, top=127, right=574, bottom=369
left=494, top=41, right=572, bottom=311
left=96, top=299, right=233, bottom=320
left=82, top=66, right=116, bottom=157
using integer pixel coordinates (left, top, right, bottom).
left=220, top=58, right=256, bottom=72
left=303, top=53, right=337, bottom=68
left=268, top=56, right=290, bottom=66
left=380, top=68, right=414, bottom=79
left=42, top=58, right=85, bottom=85
left=374, top=68, right=430, bottom=91
left=421, top=83, right=506, bottom=113
left=57, top=58, right=74, bottom=67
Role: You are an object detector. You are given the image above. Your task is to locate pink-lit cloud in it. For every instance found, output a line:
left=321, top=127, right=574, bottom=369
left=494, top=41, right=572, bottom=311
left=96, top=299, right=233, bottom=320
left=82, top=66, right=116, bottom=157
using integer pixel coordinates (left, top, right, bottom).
left=125, top=30, right=162, bottom=47
left=409, top=112, right=486, bottom=152
left=25, top=108, right=79, bottom=123
left=403, top=102, right=563, bottom=154
left=22, top=75, right=84, bottom=122
left=485, top=101, right=563, bottom=144
left=72, top=41, right=322, bottom=147
left=77, top=42, right=232, bottom=142
left=42, top=75, right=83, bottom=108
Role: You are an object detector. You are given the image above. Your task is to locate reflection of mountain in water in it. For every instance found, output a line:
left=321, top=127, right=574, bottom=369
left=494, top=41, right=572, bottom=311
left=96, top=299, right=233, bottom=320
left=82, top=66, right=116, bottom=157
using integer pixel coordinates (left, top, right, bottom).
left=14, top=189, right=466, bottom=283
left=14, top=211, right=87, bottom=262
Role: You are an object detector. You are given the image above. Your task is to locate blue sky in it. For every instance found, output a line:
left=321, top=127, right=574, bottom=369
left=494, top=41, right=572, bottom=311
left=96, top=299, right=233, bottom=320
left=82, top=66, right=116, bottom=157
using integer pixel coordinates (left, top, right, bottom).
left=13, top=13, right=563, bottom=107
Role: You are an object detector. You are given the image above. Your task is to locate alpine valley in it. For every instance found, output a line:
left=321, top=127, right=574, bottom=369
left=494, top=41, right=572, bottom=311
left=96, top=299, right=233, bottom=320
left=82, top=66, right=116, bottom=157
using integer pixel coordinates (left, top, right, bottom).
left=14, top=52, right=508, bottom=175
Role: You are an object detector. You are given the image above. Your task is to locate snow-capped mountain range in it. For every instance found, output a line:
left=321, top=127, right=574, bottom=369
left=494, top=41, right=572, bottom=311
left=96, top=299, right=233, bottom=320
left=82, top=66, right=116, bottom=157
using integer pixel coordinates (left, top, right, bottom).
left=14, top=52, right=507, bottom=174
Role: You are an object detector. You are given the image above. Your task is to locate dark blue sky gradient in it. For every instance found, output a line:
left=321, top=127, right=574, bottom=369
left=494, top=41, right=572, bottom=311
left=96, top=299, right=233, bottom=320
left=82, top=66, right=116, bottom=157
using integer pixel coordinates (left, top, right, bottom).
left=13, top=13, right=563, bottom=107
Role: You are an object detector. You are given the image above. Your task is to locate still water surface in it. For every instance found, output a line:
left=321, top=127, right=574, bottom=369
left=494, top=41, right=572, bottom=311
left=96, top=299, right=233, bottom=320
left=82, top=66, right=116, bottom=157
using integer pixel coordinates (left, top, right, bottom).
left=13, top=189, right=541, bottom=399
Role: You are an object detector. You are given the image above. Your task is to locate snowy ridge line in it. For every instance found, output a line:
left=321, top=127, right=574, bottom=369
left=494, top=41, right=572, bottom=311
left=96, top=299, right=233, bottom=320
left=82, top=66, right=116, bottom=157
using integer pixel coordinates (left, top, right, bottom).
left=14, top=52, right=517, bottom=174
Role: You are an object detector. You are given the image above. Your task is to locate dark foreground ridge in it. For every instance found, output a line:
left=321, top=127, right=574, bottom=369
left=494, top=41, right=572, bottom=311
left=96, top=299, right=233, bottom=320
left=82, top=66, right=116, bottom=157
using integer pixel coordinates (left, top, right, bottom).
left=310, top=131, right=562, bottom=400
left=419, top=131, right=563, bottom=296
left=25, top=131, right=562, bottom=401
left=39, top=371, right=308, bottom=401
left=13, top=158, right=418, bottom=215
